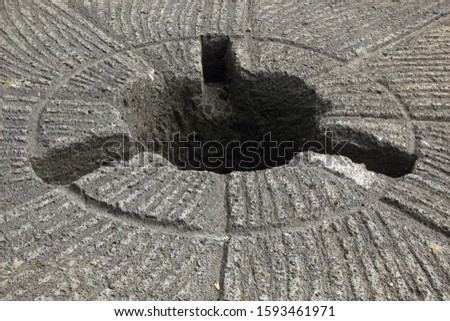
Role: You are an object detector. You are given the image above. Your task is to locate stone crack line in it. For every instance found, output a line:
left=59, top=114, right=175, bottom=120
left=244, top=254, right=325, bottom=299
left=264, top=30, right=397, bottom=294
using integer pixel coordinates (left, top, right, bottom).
left=253, top=35, right=347, bottom=63
left=218, top=175, right=232, bottom=300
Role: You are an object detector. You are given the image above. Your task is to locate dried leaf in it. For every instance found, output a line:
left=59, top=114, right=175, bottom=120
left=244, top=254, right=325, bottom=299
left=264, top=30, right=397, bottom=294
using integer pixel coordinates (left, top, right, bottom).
left=430, top=243, right=444, bottom=253
left=13, top=258, right=24, bottom=269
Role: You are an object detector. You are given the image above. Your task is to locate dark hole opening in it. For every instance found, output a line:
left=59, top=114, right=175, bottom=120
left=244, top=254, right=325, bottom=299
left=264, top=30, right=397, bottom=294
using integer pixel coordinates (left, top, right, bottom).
left=31, top=38, right=417, bottom=185
left=201, top=35, right=230, bottom=83
left=116, top=37, right=416, bottom=177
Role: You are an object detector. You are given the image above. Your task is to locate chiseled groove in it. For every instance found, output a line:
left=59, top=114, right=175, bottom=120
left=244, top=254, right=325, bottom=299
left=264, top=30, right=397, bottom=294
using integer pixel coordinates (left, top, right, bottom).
left=245, top=172, right=261, bottom=226
left=112, top=172, right=171, bottom=211
left=14, top=218, right=135, bottom=288
left=415, top=163, right=450, bottom=188
left=171, top=174, right=213, bottom=225
left=120, top=0, right=132, bottom=43
left=185, top=0, right=198, bottom=37
left=229, top=183, right=384, bottom=238
left=145, top=1, right=159, bottom=40
left=303, top=230, right=327, bottom=300
left=42, top=2, right=108, bottom=57
left=30, top=3, right=80, bottom=65
left=409, top=227, right=450, bottom=283
left=378, top=212, right=443, bottom=300
left=264, top=170, right=285, bottom=222
left=27, top=35, right=199, bottom=156
left=151, top=174, right=202, bottom=221
left=162, top=0, right=178, bottom=39
left=282, top=234, right=306, bottom=300
left=15, top=1, right=63, bottom=65
left=80, top=230, right=144, bottom=288
left=404, top=174, right=448, bottom=203
left=140, top=172, right=189, bottom=216
left=21, top=210, right=101, bottom=262
left=252, top=35, right=346, bottom=63
left=35, top=1, right=101, bottom=56
left=376, top=80, right=416, bottom=152
left=26, top=33, right=349, bottom=159
left=172, top=0, right=184, bottom=39
left=381, top=190, right=449, bottom=238
left=361, top=211, right=410, bottom=299
left=263, top=237, right=277, bottom=300
left=48, top=0, right=116, bottom=52
left=149, top=240, right=198, bottom=299
left=321, top=224, right=350, bottom=300
left=9, top=201, right=76, bottom=240
left=252, top=237, right=271, bottom=299
left=219, top=0, right=228, bottom=34
left=421, top=154, right=450, bottom=176
left=177, top=0, right=187, bottom=38
left=357, top=214, right=390, bottom=299
left=5, top=189, right=66, bottom=224
left=342, top=216, right=372, bottom=299
left=366, top=211, right=417, bottom=299
left=2, top=10, right=59, bottom=73
left=274, top=235, right=289, bottom=300
left=201, top=0, right=214, bottom=35
left=64, top=185, right=226, bottom=242
left=0, top=56, right=48, bottom=81
left=130, top=0, right=143, bottom=44
left=224, top=0, right=233, bottom=34
left=257, top=171, right=274, bottom=225
left=349, top=9, right=450, bottom=67
left=403, top=236, right=446, bottom=300
left=133, top=171, right=181, bottom=213
left=218, top=169, right=233, bottom=300
left=137, top=0, right=148, bottom=41
left=280, top=233, right=294, bottom=300
left=156, top=0, right=170, bottom=40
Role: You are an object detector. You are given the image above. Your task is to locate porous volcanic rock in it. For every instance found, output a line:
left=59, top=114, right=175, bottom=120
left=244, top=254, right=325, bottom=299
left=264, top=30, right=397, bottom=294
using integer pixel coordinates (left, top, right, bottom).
left=1, top=1, right=449, bottom=300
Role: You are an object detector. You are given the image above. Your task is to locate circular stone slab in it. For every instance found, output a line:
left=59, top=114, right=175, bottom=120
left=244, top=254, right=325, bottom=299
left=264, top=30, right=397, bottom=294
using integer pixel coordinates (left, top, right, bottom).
left=1, top=1, right=449, bottom=300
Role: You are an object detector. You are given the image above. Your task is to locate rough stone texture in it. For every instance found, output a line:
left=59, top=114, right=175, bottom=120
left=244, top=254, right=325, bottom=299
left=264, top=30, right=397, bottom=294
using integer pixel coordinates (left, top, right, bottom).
left=1, top=1, right=449, bottom=300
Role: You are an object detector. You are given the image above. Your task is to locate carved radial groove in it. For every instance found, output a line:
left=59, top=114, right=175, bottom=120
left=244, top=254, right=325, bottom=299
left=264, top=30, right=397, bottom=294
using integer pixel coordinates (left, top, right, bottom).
left=1, top=1, right=449, bottom=301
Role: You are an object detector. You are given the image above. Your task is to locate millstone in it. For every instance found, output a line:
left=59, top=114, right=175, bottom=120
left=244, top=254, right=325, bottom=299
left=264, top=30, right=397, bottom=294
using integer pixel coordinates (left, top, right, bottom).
left=1, top=1, right=449, bottom=300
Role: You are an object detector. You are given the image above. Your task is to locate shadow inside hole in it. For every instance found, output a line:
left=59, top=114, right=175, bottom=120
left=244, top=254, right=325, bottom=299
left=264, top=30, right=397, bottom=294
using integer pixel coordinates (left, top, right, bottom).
left=31, top=36, right=417, bottom=185
left=120, top=57, right=325, bottom=173
left=118, top=35, right=416, bottom=177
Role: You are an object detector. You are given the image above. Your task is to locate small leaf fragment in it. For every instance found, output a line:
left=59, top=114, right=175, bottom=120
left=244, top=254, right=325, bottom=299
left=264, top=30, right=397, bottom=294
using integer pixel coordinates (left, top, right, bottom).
left=429, top=243, right=444, bottom=253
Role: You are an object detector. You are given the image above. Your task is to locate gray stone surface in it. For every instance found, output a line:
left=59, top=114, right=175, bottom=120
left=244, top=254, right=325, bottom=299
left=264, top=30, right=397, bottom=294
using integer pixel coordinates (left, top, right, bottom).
left=1, top=1, right=449, bottom=300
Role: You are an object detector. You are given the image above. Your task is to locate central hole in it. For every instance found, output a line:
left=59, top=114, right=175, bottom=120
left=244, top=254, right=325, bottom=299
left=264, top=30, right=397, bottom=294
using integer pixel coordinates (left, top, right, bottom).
left=30, top=38, right=417, bottom=185
left=119, top=36, right=324, bottom=174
